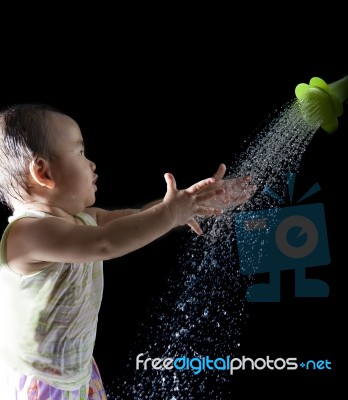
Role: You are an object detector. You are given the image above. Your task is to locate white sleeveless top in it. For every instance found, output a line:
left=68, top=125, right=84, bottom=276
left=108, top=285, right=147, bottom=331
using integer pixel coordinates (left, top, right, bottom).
left=0, top=210, right=104, bottom=390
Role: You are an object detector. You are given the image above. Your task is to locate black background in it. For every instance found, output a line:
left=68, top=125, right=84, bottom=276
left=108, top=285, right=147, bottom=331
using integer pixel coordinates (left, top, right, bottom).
left=1, top=17, right=345, bottom=399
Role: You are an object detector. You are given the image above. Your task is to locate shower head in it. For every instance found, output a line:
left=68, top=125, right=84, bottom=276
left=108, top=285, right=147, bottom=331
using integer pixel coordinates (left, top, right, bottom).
left=295, top=75, right=348, bottom=133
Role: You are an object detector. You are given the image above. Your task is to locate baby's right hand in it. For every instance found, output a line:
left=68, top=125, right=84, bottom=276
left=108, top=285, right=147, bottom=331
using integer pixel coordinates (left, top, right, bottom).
left=163, top=172, right=225, bottom=235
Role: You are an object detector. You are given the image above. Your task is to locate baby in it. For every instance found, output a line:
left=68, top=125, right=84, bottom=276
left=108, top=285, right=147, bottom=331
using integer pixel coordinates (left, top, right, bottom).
left=0, top=103, right=255, bottom=399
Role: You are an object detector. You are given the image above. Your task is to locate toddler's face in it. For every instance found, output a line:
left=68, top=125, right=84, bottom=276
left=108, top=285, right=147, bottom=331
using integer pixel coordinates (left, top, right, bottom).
left=46, top=112, right=98, bottom=212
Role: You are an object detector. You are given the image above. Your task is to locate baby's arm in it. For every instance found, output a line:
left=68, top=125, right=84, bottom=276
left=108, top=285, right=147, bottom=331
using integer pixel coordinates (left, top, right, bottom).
left=88, top=199, right=163, bottom=227
left=6, top=172, right=224, bottom=274
left=90, top=163, right=256, bottom=228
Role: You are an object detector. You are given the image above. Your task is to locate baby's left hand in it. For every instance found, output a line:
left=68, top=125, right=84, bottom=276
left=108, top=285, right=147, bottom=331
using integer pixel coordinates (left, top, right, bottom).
left=200, top=163, right=257, bottom=210
left=182, top=163, right=256, bottom=233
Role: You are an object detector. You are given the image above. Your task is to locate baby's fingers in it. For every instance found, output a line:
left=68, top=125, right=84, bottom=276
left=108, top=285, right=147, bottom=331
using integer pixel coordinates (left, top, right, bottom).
left=194, top=205, right=222, bottom=217
left=186, top=177, right=216, bottom=195
left=164, top=173, right=177, bottom=192
left=196, top=187, right=225, bottom=203
left=187, top=218, right=203, bottom=235
left=211, top=163, right=226, bottom=181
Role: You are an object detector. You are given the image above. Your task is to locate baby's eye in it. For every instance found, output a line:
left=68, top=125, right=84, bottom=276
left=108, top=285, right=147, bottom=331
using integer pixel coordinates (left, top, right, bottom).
left=79, top=149, right=85, bottom=156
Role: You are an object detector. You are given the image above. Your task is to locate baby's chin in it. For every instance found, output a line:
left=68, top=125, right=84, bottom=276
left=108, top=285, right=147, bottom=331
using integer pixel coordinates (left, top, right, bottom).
left=87, top=198, right=96, bottom=207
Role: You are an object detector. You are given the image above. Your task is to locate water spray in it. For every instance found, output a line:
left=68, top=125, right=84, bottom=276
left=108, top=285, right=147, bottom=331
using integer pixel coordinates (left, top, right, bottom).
left=295, top=75, right=348, bottom=133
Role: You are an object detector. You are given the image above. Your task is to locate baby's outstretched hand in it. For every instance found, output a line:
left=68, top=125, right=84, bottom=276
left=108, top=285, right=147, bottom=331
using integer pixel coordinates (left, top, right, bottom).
left=201, top=163, right=257, bottom=210
left=163, top=172, right=225, bottom=235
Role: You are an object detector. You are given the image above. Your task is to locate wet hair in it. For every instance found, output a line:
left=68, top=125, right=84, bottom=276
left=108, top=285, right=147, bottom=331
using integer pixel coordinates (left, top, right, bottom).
left=0, top=103, right=64, bottom=210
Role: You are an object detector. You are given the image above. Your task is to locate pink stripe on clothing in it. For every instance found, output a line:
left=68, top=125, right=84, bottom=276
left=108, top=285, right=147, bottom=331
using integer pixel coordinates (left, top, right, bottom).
left=1, top=358, right=107, bottom=399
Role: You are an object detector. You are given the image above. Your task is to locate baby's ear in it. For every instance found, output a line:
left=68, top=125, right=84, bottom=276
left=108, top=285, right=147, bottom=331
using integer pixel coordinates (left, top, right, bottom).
left=29, top=157, right=55, bottom=189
